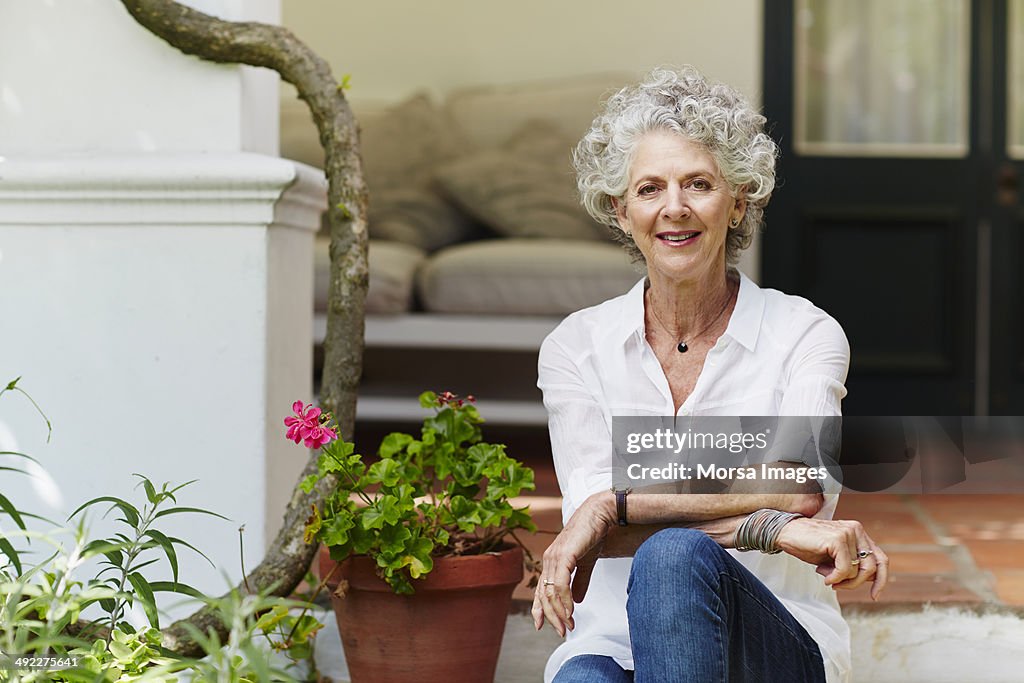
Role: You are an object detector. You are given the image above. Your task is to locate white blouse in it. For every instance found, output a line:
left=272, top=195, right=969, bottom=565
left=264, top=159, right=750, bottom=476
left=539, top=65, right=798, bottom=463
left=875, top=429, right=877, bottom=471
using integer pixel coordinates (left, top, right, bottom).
left=537, top=271, right=851, bottom=683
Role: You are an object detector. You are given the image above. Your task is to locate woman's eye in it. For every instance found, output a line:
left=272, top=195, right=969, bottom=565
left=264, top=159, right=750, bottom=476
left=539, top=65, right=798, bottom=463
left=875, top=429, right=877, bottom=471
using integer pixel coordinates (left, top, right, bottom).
left=688, top=179, right=712, bottom=192
left=637, top=185, right=659, bottom=196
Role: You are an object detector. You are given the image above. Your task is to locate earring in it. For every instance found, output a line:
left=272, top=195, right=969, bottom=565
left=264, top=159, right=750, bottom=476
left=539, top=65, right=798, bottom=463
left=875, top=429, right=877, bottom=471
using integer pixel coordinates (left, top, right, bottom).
left=625, top=230, right=633, bottom=237
left=730, top=218, right=739, bottom=227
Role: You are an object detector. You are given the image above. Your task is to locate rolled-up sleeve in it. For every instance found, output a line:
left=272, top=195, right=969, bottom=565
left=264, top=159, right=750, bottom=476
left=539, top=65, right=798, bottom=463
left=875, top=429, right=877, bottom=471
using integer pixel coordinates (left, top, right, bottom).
left=779, top=314, right=850, bottom=418
left=778, top=313, right=850, bottom=499
left=537, top=334, right=615, bottom=522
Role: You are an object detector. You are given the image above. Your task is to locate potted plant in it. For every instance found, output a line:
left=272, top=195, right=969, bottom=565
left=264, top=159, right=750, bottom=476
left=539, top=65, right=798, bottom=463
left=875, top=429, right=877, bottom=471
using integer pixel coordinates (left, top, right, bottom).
left=285, top=390, right=537, bottom=683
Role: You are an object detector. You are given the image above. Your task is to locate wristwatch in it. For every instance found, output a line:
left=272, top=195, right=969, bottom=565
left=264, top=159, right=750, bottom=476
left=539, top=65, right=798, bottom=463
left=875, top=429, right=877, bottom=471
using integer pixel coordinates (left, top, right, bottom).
left=611, top=487, right=631, bottom=526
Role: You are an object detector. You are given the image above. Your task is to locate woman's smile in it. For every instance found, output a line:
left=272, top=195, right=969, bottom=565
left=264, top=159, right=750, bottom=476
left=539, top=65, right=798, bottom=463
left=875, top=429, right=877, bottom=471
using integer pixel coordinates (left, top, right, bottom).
left=656, top=230, right=702, bottom=246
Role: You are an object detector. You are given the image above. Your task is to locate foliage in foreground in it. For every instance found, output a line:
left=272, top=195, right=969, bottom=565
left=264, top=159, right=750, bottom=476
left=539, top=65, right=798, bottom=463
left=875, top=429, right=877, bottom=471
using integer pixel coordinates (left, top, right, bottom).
left=0, top=378, right=323, bottom=682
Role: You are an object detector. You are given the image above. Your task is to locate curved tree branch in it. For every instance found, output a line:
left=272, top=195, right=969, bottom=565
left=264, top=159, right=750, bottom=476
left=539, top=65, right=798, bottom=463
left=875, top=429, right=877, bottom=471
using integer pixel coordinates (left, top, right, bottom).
left=113, top=0, right=368, bottom=656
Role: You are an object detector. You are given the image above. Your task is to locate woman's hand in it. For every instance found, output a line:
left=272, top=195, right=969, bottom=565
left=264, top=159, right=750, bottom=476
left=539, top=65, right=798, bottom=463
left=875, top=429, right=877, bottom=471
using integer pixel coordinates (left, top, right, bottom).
left=776, top=517, right=889, bottom=600
left=532, top=492, right=615, bottom=636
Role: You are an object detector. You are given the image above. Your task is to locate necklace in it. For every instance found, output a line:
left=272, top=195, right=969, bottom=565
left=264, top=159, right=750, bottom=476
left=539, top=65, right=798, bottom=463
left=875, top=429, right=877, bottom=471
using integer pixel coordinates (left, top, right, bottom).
left=648, top=282, right=736, bottom=353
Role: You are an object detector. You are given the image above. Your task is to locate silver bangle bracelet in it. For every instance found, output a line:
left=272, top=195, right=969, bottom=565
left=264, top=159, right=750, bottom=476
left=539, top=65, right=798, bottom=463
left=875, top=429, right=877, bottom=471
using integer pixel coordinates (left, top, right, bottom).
left=735, top=509, right=802, bottom=554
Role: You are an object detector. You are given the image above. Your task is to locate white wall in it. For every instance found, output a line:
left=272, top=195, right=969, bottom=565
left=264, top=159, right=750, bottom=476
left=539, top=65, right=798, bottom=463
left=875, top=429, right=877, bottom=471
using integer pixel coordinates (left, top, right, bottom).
left=281, top=0, right=762, bottom=104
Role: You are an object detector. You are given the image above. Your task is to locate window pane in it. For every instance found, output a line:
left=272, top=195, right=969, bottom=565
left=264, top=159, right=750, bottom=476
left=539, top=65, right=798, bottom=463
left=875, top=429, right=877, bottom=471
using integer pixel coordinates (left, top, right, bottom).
left=795, top=0, right=969, bottom=157
left=1011, top=0, right=1024, bottom=157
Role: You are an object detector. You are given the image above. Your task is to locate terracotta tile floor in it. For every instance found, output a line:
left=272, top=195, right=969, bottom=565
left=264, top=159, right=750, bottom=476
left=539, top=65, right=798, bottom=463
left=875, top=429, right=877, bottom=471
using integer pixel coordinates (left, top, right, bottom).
left=510, top=492, right=1024, bottom=608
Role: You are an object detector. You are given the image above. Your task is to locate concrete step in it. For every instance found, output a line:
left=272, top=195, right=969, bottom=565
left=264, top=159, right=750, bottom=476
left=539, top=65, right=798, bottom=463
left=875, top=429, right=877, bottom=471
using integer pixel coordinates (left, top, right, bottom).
left=314, top=604, right=1024, bottom=683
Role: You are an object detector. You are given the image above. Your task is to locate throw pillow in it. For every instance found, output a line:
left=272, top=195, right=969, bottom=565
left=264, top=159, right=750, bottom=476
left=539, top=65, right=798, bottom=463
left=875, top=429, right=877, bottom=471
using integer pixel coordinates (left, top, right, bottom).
left=369, top=188, right=479, bottom=252
left=432, top=120, right=609, bottom=241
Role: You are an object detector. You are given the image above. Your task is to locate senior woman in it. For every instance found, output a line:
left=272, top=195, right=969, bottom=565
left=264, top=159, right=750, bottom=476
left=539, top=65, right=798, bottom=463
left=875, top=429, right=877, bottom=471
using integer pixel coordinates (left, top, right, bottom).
left=532, top=66, right=888, bottom=683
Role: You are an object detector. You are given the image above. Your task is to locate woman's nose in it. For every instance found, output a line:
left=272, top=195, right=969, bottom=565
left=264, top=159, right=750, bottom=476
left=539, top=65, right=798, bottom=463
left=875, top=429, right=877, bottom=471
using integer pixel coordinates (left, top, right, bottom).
left=660, top=186, right=691, bottom=221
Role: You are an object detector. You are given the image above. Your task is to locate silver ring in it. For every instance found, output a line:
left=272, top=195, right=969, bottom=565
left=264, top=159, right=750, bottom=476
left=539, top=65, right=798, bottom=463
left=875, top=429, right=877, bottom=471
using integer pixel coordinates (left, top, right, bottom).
left=857, top=549, right=873, bottom=559
left=542, top=579, right=555, bottom=586
left=850, top=558, right=861, bottom=566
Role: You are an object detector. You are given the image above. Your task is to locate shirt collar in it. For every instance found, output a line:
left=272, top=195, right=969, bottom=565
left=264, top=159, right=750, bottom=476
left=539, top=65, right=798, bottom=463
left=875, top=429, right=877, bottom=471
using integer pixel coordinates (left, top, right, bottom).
left=609, top=270, right=765, bottom=352
left=725, top=271, right=765, bottom=352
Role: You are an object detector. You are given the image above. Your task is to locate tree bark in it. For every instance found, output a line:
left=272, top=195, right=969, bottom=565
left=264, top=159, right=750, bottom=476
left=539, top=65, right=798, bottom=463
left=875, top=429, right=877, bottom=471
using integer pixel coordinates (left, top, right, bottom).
left=115, top=0, right=368, bottom=656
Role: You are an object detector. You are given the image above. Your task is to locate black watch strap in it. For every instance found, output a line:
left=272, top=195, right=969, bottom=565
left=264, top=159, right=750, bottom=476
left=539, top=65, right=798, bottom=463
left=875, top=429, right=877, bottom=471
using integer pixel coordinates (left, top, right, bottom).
left=613, top=488, right=631, bottom=526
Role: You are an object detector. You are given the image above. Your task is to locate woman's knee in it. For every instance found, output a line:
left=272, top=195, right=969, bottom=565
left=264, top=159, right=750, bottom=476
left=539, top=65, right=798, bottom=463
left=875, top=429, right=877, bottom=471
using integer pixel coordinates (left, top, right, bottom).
left=628, top=528, right=724, bottom=593
left=552, top=655, right=632, bottom=683
left=635, top=528, right=718, bottom=570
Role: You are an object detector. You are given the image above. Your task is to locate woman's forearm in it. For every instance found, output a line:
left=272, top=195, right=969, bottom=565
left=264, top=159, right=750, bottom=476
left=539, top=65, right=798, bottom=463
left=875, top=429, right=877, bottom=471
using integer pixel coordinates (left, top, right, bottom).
left=588, top=467, right=824, bottom=558
left=600, top=514, right=749, bottom=557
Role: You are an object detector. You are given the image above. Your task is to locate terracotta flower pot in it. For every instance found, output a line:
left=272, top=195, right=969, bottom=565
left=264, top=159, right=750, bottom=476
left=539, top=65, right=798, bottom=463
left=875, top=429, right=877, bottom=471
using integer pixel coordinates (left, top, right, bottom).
left=319, top=544, right=524, bottom=683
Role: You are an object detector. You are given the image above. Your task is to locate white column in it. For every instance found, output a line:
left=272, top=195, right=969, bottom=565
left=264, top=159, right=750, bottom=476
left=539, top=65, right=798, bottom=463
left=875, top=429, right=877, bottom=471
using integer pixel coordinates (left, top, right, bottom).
left=0, top=0, right=279, bottom=156
left=0, top=0, right=328, bottom=611
left=0, top=155, right=324, bottom=601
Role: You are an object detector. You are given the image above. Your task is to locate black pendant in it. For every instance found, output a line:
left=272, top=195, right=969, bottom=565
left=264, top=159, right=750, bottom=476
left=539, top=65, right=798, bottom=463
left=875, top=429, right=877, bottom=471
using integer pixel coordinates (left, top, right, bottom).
left=677, top=341, right=689, bottom=353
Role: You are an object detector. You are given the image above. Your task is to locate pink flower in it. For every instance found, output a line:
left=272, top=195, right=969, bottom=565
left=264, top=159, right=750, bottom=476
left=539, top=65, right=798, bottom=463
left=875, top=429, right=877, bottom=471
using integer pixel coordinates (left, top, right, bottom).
left=284, top=400, right=321, bottom=444
left=303, top=424, right=337, bottom=449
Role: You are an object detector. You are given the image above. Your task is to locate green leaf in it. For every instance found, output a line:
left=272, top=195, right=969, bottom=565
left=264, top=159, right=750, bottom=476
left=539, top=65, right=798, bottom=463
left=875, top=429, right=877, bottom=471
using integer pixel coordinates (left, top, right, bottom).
left=367, top=458, right=402, bottom=487
left=321, top=513, right=354, bottom=548
left=147, top=580, right=204, bottom=599
left=404, top=537, right=434, bottom=579
left=418, top=391, right=438, bottom=408
left=349, top=523, right=374, bottom=555
left=165, top=478, right=199, bottom=500
left=126, top=572, right=159, bottom=629
left=67, top=496, right=140, bottom=527
left=0, top=535, right=22, bottom=575
left=144, top=529, right=178, bottom=585
left=82, top=539, right=129, bottom=567
left=507, top=506, right=537, bottom=532
left=254, top=604, right=290, bottom=632
left=377, top=523, right=412, bottom=554
left=379, top=432, right=413, bottom=458
left=361, top=495, right=401, bottom=530
left=448, top=495, right=483, bottom=533
left=0, top=450, right=42, bottom=465
left=153, top=506, right=229, bottom=522
left=135, top=474, right=159, bottom=505
left=0, top=493, right=27, bottom=531
left=289, top=614, right=323, bottom=643
left=299, top=473, right=319, bottom=493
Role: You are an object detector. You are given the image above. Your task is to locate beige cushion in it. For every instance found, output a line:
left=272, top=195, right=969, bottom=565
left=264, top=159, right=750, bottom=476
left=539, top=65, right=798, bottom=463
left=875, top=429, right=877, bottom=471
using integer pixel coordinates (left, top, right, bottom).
left=286, top=93, right=477, bottom=251
left=360, top=93, right=466, bottom=187
left=443, top=73, right=633, bottom=149
left=369, top=188, right=478, bottom=252
left=315, top=238, right=426, bottom=315
left=360, top=93, right=478, bottom=251
left=418, top=239, right=642, bottom=315
left=433, top=120, right=608, bottom=241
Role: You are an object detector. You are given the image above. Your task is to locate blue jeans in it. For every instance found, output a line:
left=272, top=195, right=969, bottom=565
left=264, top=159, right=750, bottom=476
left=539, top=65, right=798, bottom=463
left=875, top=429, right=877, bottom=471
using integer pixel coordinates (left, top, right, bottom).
left=553, top=528, right=826, bottom=683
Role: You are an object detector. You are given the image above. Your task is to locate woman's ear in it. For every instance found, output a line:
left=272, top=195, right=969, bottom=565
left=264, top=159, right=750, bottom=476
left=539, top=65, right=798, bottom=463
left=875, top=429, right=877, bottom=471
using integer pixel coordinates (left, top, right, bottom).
left=731, top=194, right=747, bottom=227
left=611, top=196, right=631, bottom=236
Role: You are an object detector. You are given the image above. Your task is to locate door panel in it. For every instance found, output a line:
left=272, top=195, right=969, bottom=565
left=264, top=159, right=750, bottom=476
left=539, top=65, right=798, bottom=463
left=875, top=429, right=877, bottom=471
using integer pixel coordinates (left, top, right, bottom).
left=763, top=0, right=980, bottom=415
left=986, top=0, right=1024, bottom=413
left=794, top=0, right=970, bottom=156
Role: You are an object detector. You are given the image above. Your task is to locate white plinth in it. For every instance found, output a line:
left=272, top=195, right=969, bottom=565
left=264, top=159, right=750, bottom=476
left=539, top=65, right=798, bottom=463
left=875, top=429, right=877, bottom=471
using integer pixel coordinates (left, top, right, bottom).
left=0, top=153, right=326, bottom=610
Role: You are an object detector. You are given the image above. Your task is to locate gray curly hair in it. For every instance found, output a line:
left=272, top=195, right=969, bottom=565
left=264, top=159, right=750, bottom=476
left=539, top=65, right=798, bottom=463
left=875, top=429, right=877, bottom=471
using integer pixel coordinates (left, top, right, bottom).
left=574, top=66, right=778, bottom=265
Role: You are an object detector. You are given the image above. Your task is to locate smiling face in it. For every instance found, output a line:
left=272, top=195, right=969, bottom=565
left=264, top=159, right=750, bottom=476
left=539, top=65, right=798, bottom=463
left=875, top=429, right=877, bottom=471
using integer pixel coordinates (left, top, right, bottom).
left=614, top=130, right=745, bottom=287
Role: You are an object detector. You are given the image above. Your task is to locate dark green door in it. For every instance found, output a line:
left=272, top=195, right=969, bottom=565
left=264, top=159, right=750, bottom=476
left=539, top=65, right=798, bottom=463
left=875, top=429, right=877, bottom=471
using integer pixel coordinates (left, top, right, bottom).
left=763, top=0, right=1022, bottom=416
